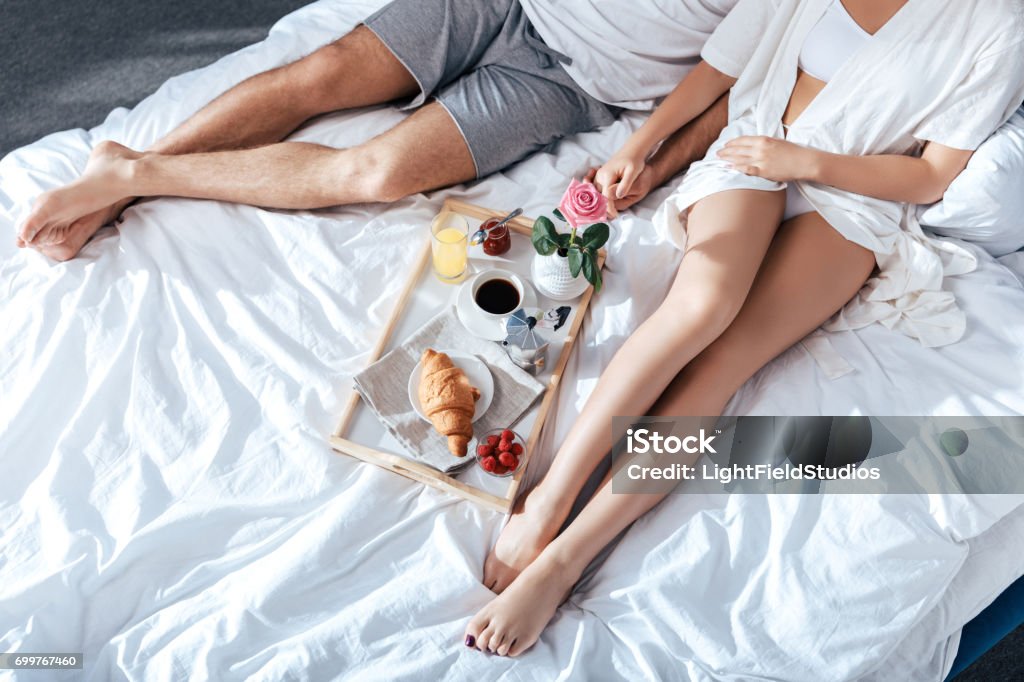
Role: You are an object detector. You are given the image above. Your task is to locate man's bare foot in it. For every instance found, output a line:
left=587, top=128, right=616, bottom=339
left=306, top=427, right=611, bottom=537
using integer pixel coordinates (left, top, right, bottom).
left=464, top=553, right=579, bottom=657
left=484, top=484, right=572, bottom=594
left=18, top=141, right=140, bottom=250
left=28, top=202, right=129, bottom=261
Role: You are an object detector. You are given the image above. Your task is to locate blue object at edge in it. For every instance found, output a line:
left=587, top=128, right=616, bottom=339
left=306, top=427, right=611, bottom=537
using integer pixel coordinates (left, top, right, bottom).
left=947, top=575, right=1024, bottom=679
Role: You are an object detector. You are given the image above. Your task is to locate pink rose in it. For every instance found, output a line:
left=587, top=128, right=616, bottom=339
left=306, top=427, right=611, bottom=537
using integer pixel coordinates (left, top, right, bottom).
left=559, top=178, right=608, bottom=228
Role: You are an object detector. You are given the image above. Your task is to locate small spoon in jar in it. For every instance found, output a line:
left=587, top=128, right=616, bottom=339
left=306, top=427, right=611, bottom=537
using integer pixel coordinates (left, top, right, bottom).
left=469, top=208, right=524, bottom=246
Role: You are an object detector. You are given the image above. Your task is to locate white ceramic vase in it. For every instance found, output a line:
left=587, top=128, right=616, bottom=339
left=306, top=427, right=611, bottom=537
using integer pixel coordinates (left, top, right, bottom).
left=531, top=250, right=592, bottom=301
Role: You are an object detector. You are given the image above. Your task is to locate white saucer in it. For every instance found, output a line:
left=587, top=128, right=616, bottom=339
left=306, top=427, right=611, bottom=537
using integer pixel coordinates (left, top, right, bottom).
left=408, top=350, right=494, bottom=423
left=455, top=273, right=538, bottom=341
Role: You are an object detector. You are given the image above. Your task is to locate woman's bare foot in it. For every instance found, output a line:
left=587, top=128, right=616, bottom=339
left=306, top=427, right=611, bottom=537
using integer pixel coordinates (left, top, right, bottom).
left=484, top=484, right=572, bottom=594
left=464, top=553, right=580, bottom=657
left=18, top=141, right=141, bottom=251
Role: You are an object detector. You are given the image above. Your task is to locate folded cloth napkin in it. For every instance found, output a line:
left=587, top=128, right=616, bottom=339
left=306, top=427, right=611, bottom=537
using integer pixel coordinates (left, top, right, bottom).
left=353, top=308, right=545, bottom=473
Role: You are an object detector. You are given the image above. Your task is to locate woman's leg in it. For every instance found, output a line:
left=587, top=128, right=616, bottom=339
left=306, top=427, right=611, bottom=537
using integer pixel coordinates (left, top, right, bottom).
left=464, top=212, right=875, bottom=656
left=484, top=189, right=785, bottom=592
left=653, top=211, right=876, bottom=416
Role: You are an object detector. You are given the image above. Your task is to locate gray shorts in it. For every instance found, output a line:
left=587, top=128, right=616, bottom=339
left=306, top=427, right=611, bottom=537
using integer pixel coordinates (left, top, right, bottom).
left=363, top=0, right=618, bottom=177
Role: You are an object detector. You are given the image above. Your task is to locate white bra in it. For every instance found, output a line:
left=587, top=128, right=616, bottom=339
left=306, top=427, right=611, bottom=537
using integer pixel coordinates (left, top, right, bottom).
left=798, top=0, right=872, bottom=82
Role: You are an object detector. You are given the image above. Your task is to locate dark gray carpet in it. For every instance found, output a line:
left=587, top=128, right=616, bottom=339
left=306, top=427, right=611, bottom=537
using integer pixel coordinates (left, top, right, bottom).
left=0, top=0, right=308, bottom=154
left=958, top=626, right=1024, bottom=682
left=1, top=1, right=1020, bottom=679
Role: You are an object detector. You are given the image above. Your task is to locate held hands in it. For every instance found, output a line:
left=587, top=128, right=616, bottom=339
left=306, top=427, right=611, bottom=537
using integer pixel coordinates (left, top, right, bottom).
left=588, top=136, right=819, bottom=216
left=717, top=136, right=818, bottom=182
left=587, top=150, right=650, bottom=218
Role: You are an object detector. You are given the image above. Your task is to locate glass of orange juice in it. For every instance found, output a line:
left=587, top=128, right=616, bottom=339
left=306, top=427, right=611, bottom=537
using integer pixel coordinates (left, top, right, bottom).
left=431, top=211, right=470, bottom=283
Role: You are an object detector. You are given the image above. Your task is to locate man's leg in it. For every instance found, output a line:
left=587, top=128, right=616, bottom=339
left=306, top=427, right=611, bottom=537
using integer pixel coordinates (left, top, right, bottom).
left=19, top=101, right=476, bottom=243
left=21, top=11, right=615, bottom=249
left=153, top=27, right=419, bottom=157
left=20, top=25, right=419, bottom=259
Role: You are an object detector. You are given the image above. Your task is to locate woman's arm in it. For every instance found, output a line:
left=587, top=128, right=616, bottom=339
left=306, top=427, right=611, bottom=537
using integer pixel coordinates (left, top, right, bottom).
left=594, top=61, right=736, bottom=201
left=809, top=143, right=973, bottom=204
left=585, top=94, right=730, bottom=216
left=717, top=137, right=973, bottom=204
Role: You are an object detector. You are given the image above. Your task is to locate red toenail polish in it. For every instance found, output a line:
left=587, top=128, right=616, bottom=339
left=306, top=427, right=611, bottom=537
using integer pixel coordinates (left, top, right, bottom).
left=465, top=635, right=475, bottom=648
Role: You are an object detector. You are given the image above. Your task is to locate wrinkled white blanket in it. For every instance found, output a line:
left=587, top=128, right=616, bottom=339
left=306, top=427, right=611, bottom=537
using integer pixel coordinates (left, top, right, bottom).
left=2, top=2, right=1023, bottom=680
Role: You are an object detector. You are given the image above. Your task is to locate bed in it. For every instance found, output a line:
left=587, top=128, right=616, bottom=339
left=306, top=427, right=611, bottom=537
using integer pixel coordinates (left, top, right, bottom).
left=1, top=1, right=1022, bottom=679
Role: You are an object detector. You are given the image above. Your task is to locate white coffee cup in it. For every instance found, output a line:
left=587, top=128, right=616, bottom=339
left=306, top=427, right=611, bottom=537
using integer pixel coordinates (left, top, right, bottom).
left=471, top=269, right=525, bottom=331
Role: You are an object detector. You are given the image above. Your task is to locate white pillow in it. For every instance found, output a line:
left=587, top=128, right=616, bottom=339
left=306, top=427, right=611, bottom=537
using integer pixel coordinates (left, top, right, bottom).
left=919, top=106, right=1024, bottom=257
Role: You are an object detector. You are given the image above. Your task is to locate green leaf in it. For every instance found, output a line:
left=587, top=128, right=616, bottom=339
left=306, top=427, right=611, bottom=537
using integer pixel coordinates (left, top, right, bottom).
left=583, top=252, right=603, bottom=292
left=552, top=208, right=566, bottom=222
left=535, top=215, right=559, bottom=241
left=581, top=223, right=610, bottom=250
left=582, top=252, right=595, bottom=283
left=534, top=236, right=558, bottom=256
left=556, top=233, right=573, bottom=249
left=568, top=246, right=584, bottom=278
left=532, top=216, right=559, bottom=256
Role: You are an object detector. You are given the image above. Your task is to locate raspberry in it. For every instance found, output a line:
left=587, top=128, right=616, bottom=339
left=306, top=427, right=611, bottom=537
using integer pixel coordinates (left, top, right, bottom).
left=498, top=438, right=512, bottom=453
left=477, top=444, right=493, bottom=457
left=510, top=443, right=524, bottom=456
left=493, top=464, right=509, bottom=475
left=486, top=435, right=500, bottom=448
left=501, top=429, right=515, bottom=442
left=498, top=452, right=517, bottom=468
left=481, top=456, right=498, bottom=473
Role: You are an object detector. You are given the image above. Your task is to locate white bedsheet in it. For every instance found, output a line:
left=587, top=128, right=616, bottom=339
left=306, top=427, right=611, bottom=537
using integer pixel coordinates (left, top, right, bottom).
left=2, top=2, right=1023, bottom=680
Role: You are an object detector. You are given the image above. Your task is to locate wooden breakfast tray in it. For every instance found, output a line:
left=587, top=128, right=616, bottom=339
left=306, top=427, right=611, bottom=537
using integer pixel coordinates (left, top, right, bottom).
left=330, top=199, right=605, bottom=513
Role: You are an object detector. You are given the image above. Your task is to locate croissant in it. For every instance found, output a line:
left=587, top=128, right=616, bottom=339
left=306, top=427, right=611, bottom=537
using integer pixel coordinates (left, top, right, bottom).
left=418, top=349, right=480, bottom=456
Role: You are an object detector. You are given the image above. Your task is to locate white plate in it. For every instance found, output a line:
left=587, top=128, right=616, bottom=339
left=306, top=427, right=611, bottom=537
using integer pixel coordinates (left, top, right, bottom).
left=455, top=272, right=538, bottom=341
left=408, top=350, right=494, bottom=423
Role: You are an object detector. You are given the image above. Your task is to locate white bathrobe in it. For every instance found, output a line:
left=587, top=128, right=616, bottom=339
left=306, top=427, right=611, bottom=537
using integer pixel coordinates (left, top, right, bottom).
left=654, top=0, right=1024, bottom=356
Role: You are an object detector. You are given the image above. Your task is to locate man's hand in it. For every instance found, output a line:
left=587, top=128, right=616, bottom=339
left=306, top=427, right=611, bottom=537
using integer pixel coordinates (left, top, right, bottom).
left=716, top=136, right=818, bottom=182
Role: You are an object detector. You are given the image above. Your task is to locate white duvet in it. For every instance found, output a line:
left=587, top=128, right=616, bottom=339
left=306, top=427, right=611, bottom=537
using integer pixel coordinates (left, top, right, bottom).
left=1, top=2, right=1022, bottom=680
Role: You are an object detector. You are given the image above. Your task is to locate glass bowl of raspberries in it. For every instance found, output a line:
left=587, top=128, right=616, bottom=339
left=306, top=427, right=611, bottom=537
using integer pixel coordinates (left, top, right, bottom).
left=474, top=428, right=525, bottom=477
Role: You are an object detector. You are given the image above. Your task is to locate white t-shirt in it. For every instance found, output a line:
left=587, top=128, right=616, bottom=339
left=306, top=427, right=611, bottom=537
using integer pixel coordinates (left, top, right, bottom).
left=518, top=0, right=739, bottom=110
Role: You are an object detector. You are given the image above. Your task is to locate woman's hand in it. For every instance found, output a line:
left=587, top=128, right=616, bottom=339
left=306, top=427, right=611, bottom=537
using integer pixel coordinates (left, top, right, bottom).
left=717, top=136, right=818, bottom=182
left=591, top=150, right=647, bottom=217
left=585, top=164, right=655, bottom=217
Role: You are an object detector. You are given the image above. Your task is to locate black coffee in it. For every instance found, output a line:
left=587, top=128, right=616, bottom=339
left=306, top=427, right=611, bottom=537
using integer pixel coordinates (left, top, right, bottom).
left=475, top=279, right=521, bottom=315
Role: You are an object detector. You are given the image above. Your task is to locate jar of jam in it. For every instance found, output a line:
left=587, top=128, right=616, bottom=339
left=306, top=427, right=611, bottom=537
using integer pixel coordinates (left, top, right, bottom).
left=481, top=218, right=512, bottom=256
